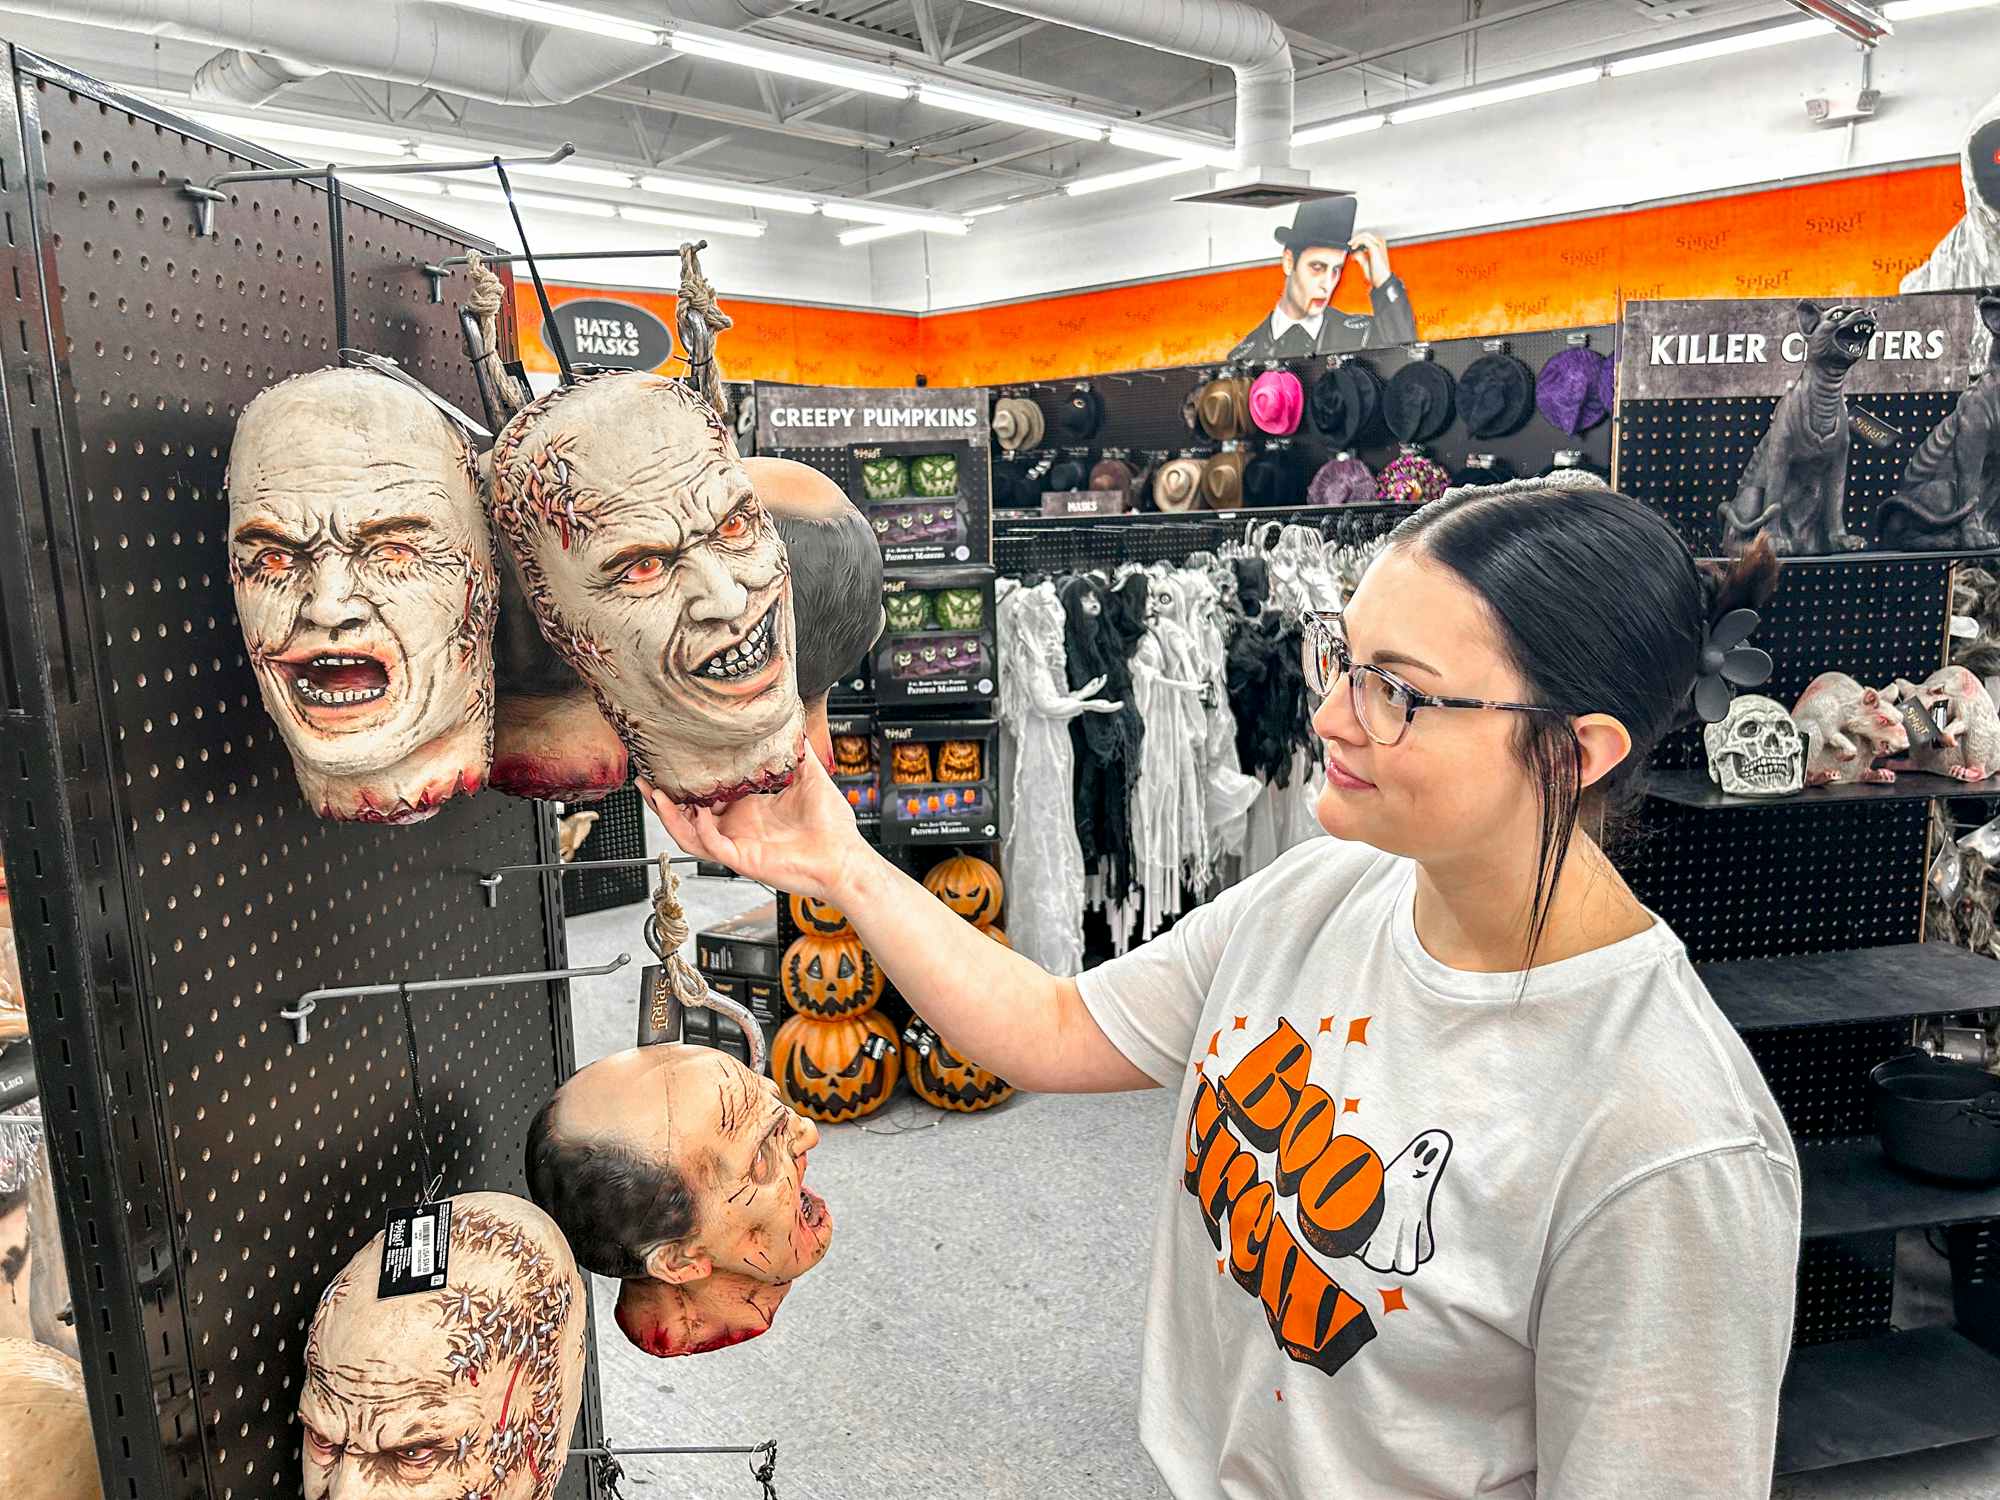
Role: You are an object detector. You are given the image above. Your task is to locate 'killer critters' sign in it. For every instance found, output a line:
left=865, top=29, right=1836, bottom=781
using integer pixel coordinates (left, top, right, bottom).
left=1623, top=294, right=1980, bottom=401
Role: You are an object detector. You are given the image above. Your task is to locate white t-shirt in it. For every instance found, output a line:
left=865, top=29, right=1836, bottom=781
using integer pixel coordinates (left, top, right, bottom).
left=1076, top=836, right=1801, bottom=1500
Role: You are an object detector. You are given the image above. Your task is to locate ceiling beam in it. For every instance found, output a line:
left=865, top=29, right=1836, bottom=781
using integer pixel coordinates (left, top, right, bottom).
left=910, top=0, right=944, bottom=62
left=948, top=17, right=1045, bottom=64
left=599, top=82, right=894, bottom=153
left=753, top=70, right=784, bottom=121
left=787, top=87, right=859, bottom=125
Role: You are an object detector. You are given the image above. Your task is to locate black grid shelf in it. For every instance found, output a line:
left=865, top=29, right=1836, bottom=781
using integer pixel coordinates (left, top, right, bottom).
left=1700, top=943, right=2000, bottom=1031
left=1776, top=1327, right=2000, bottom=1474
left=1651, top=768, right=2000, bottom=808
left=1800, top=1139, right=2000, bottom=1240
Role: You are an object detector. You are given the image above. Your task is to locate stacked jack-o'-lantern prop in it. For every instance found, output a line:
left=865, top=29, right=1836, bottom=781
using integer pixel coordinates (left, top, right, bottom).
left=772, top=894, right=901, bottom=1122
left=898, top=853, right=1015, bottom=1113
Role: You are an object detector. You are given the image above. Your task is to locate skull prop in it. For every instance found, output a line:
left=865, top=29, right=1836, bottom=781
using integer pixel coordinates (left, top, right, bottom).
left=490, top=373, right=805, bottom=807
left=227, top=367, right=497, bottom=823
left=299, top=1192, right=586, bottom=1500
left=1704, top=693, right=1806, bottom=797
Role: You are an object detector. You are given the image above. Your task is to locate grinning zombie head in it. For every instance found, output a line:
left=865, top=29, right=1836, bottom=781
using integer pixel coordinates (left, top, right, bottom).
left=299, top=1193, right=586, bottom=1500
left=490, top=374, right=804, bottom=806
left=524, top=1045, right=831, bottom=1359
left=227, top=368, right=496, bottom=823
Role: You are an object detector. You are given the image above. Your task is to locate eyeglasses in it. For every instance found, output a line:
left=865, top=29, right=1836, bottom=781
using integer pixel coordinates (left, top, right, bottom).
left=1301, top=610, right=1568, bottom=748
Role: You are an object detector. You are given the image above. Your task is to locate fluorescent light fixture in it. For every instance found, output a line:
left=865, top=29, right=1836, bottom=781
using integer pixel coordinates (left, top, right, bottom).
left=639, top=173, right=818, bottom=214
left=447, top=184, right=619, bottom=218
left=430, top=0, right=664, bottom=47
left=818, top=201, right=970, bottom=233
left=1605, top=19, right=1832, bottom=75
left=915, top=83, right=1106, bottom=141
left=617, top=205, right=767, bottom=237
left=1104, top=125, right=1234, bottom=165
left=1292, top=112, right=1388, bottom=147
left=191, top=111, right=411, bottom=157
left=838, top=223, right=918, bottom=246
left=414, top=141, right=635, bottom=186
left=964, top=201, right=1020, bottom=217
left=669, top=29, right=914, bottom=99
left=1387, top=66, right=1601, bottom=125
left=1066, top=158, right=1209, bottom=196
left=1785, top=0, right=1892, bottom=40
left=1883, top=0, right=1998, bottom=15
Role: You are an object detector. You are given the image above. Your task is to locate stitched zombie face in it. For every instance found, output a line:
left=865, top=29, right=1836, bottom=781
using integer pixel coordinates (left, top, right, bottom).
left=227, top=369, right=496, bottom=823
left=526, top=1046, right=830, bottom=1359
left=299, top=1193, right=586, bottom=1500
left=491, top=374, right=804, bottom=807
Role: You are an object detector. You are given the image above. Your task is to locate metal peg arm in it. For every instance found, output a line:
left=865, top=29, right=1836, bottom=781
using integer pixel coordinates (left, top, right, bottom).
left=184, top=143, right=575, bottom=235
left=279, top=952, right=630, bottom=1044
left=480, top=854, right=717, bottom=905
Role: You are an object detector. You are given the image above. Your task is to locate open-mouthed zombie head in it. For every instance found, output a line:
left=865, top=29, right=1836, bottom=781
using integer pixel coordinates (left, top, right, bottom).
left=299, top=1192, right=586, bottom=1500
left=525, top=1045, right=831, bottom=1358
left=227, top=368, right=496, bottom=823
left=490, top=373, right=804, bottom=806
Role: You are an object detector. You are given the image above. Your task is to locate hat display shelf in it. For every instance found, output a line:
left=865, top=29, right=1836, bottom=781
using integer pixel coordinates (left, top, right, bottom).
left=1615, top=295, right=2000, bottom=1473
left=0, top=56, right=609, bottom=1498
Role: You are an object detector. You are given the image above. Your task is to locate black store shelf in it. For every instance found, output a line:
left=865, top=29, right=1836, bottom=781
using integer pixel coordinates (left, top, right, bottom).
left=1699, top=943, right=2000, bottom=1031
left=1651, top=768, right=2000, bottom=809
left=1777, top=1327, right=2000, bottom=1474
left=1800, top=1139, right=2000, bottom=1240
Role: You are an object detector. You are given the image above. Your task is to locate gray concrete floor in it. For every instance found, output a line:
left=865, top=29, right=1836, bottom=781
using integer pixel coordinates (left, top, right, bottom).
left=562, top=833, right=2000, bottom=1499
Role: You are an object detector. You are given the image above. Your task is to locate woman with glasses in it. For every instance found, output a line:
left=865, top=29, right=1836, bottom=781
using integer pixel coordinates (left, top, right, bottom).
left=642, top=483, right=1800, bottom=1500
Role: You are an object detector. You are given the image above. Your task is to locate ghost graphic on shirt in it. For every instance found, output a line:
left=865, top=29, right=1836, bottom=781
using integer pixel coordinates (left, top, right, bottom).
left=1356, top=1130, right=1453, bottom=1276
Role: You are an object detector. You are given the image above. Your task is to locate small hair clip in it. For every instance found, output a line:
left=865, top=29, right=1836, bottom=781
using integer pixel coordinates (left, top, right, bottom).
left=1693, top=608, right=1773, bottom=723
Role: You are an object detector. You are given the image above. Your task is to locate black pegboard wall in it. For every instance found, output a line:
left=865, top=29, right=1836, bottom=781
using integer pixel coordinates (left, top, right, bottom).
left=0, top=55, right=596, bottom=1500
left=1617, top=391, right=1961, bottom=559
left=563, top=784, right=648, bottom=914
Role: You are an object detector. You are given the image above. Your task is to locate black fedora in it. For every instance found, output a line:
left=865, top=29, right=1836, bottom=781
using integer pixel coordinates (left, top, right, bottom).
left=1383, top=361, right=1456, bottom=445
left=1274, top=194, right=1357, bottom=255
left=1307, top=360, right=1383, bottom=448
left=1058, top=386, right=1104, bottom=441
left=1046, top=458, right=1089, bottom=493
left=1243, top=448, right=1305, bottom=508
left=1458, top=352, right=1536, bottom=440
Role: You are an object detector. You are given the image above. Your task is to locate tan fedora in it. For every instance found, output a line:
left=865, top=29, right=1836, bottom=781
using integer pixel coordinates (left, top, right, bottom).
left=1202, top=449, right=1247, bottom=510
left=1154, top=457, right=1206, bottom=512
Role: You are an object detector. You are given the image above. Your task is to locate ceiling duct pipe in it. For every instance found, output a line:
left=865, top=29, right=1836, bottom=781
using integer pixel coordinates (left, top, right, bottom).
left=0, top=0, right=805, bottom=109
left=981, top=0, right=1323, bottom=206
left=191, top=50, right=326, bottom=108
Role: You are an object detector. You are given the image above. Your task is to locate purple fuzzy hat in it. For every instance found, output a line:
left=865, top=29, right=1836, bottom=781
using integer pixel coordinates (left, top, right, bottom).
left=1535, top=347, right=1612, bottom=435
left=1307, top=455, right=1378, bottom=507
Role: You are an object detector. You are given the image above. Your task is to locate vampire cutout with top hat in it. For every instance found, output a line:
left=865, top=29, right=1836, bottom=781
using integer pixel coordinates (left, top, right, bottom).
left=1535, top=346, right=1613, bottom=436
left=1383, top=360, right=1457, bottom=445
left=1274, top=194, right=1359, bottom=255
left=1248, top=369, right=1305, bottom=435
left=1058, top=387, right=1104, bottom=442
left=1458, top=352, right=1536, bottom=439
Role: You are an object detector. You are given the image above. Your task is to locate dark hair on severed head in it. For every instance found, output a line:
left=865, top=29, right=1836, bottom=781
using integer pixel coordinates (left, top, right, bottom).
left=525, top=1094, right=698, bottom=1281
left=1385, top=485, right=1779, bottom=969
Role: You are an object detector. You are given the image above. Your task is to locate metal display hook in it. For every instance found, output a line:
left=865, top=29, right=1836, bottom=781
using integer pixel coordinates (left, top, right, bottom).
left=422, top=245, right=689, bottom=303
left=181, top=142, right=577, bottom=236
left=278, top=953, right=630, bottom=1045
left=574, top=1438, right=779, bottom=1500
left=479, top=854, right=768, bottom=906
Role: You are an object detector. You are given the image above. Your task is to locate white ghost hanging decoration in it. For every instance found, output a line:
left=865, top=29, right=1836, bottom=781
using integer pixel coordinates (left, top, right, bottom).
left=1703, top=693, right=1806, bottom=798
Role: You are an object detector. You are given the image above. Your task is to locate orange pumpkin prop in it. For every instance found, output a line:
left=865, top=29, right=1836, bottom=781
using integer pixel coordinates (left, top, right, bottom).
left=780, top=931, right=884, bottom=1020
left=901, top=1020, right=1014, bottom=1114
left=980, top=925, right=1011, bottom=950
left=922, top=853, right=1004, bottom=926
left=891, top=744, right=934, bottom=784
left=788, top=891, right=853, bottom=939
left=772, top=1010, right=901, bottom=1123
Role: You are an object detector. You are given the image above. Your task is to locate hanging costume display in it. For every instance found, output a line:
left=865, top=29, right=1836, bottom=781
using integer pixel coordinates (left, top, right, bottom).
left=227, top=367, right=498, bottom=823
left=1062, top=575, right=1146, bottom=913
left=525, top=1044, right=831, bottom=1358
left=490, top=371, right=806, bottom=807
left=1903, top=86, right=2000, bottom=373
left=298, top=1192, right=586, bottom=1500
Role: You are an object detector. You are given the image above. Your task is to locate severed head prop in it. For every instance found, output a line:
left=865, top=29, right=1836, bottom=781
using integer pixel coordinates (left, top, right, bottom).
left=227, top=367, right=497, bottom=823
left=525, top=1045, right=831, bottom=1359
left=490, top=373, right=804, bottom=806
left=299, top=1192, right=586, bottom=1500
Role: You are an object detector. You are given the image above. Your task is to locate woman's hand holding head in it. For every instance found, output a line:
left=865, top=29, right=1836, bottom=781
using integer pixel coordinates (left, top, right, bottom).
left=639, top=746, right=872, bottom=904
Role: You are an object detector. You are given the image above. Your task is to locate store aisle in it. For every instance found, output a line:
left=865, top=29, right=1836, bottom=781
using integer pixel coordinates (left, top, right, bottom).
left=566, top=893, right=2000, bottom=1500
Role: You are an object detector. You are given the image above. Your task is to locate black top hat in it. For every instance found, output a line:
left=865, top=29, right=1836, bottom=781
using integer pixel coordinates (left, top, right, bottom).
left=1274, top=195, right=1357, bottom=255
left=1383, top=361, right=1456, bottom=444
left=1457, top=352, right=1536, bottom=440
left=1058, top=387, right=1104, bottom=441
left=993, top=464, right=1036, bottom=509
left=1046, top=458, right=1089, bottom=493
left=1307, top=359, right=1383, bottom=448
left=1243, top=448, right=1305, bottom=509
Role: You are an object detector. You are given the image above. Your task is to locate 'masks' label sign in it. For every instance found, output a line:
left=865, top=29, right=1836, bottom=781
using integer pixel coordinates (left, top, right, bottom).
left=1623, top=294, right=1980, bottom=401
left=543, top=298, right=675, bottom=371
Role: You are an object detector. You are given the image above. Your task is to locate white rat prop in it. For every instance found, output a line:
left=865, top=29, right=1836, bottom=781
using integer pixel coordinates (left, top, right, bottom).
left=1886, top=665, right=2000, bottom=782
left=1790, top=672, right=1910, bottom=786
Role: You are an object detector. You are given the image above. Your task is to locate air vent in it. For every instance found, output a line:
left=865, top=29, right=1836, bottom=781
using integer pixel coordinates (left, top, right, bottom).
left=1177, top=179, right=1342, bottom=209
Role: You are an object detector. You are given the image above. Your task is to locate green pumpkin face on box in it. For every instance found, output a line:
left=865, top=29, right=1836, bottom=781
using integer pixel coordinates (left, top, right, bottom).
left=883, top=591, right=930, bottom=634
left=861, top=456, right=909, bottom=501
left=933, top=588, right=984, bottom=631
left=910, top=453, right=960, bottom=498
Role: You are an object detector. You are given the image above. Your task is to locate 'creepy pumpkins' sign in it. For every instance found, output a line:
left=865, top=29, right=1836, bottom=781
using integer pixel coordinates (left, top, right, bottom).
left=922, top=853, right=1004, bottom=926
left=780, top=931, right=884, bottom=1020
left=773, top=1010, right=900, bottom=1123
